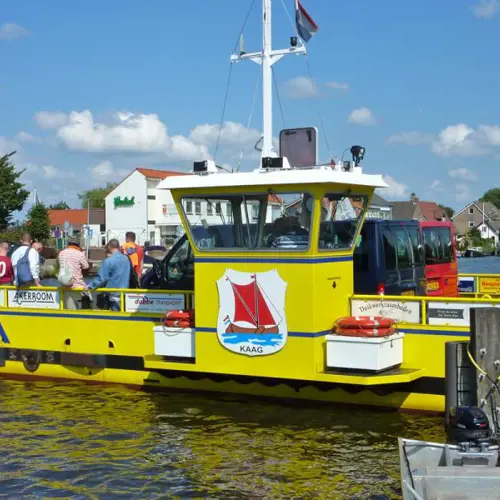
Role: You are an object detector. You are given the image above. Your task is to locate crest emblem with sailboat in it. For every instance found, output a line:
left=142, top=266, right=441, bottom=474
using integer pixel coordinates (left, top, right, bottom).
left=217, top=269, right=287, bottom=356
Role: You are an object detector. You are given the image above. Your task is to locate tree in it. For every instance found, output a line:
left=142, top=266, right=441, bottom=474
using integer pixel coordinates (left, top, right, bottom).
left=439, top=204, right=455, bottom=219
left=49, top=201, right=70, bottom=210
left=0, top=152, right=29, bottom=230
left=78, top=183, right=117, bottom=209
left=480, top=188, right=500, bottom=210
left=26, top=203, right=50, bottom=242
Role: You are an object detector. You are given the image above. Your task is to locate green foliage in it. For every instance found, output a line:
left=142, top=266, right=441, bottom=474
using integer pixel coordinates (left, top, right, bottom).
left=0, top=152, right=29, bottom=230
left=480, top=188, right=500, bottom=209
left=78, top=183, right=117, bottom=209
left=26, top=203, right=51, bottom=242
left=49, top=201, right=71, bottom=210
left=0, top=227, right=25, bottom=244
left=439, top=204, right=455, bottom=219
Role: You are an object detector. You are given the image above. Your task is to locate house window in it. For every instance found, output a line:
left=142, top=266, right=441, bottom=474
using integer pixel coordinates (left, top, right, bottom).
left=216, top=202, right=221, bottom=215
left=469, top=221, right=474, bottom=228
left=147, top=195, right=156, bottom=200
left=207, top=203, right=213, bottom=215
left=185, top=201, right=193, bottom=214
left=469, top=207, right=474, bottom=214
left=226, top=203, right=231, bottom=217
left=195, top=201, right=201, bottom=215
left=482, top=226, right=487, bottom=232
left=148, top=220, right=156, bottom=225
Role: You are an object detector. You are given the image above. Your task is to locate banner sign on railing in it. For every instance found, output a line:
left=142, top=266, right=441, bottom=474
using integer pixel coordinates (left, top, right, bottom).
left=478, top=277, right=500, bottom=295
left=8, top=289, right=60, bottom=309
left=351, top=299, right=420, bottom=323
left=0, top=292, right=4, bottom=308
left=428, top=302, right=500, bottom=327
left=125, top=293, right=185, bottom=314
left=458, top=277, right=475, bottom=294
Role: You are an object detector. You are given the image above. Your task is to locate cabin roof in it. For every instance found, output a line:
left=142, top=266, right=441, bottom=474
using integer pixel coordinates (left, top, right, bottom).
left=158, top=168, right=387, bottom=191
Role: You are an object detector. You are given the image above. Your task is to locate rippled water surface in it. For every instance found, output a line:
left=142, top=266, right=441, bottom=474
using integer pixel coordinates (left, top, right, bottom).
left=0, top=380, right=445, bottom=499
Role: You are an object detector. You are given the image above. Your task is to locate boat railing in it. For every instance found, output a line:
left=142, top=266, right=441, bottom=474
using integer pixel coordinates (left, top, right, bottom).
left=351, top=292, right=500, bottom=329
left=0, top=285, right=194, bottom=316
left=458, top=273, right=500, bottom=298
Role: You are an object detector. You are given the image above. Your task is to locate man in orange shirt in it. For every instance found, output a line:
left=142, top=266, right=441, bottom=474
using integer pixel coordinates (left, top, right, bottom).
left=121, top=232, right=143, bottom=277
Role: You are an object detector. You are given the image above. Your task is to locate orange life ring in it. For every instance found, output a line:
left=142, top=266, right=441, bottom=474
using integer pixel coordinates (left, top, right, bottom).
left=334, top=326, right=396, bottom=338
left=335, top=316, right=395, bottom=330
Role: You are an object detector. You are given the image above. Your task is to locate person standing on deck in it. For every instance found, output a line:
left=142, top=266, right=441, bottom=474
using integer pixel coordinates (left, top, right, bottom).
left=57, top=237, right=90, bottom=310
left=0, top=242, right=14, bottom=285
left=121, top=232, right=143, bottom=277
left=11, top=233, right=41, bottom=287
left=86, top=239, right=130, bottom=311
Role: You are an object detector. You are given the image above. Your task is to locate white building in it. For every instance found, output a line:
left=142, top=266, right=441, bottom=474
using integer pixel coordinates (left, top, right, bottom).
left=105, top=168, right=283, bottom=247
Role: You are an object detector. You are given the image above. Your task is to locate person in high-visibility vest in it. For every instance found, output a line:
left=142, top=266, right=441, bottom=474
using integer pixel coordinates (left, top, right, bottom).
left=121, top=232, right=144, bottom=277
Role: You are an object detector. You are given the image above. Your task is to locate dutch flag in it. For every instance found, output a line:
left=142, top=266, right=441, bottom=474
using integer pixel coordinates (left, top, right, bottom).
left=295, top=0, right=319, bottom=43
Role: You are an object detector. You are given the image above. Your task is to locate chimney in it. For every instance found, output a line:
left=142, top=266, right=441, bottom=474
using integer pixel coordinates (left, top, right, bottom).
left=410, top=192, right=419, bottom=204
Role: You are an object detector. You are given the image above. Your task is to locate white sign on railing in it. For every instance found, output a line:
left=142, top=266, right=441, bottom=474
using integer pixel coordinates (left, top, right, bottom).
left=428, top=302, right=500, bottom=327
left=0, top=292, right=4, bottom=308
left=125, top=293, right=185, bottom=314
left=8, top=289, right=60, bottom=309
left=351, top=299, right=420, bottom=323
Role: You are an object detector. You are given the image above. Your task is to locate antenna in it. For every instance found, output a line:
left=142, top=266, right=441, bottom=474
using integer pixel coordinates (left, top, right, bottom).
left=239, top=34, right=245, bottom=55
left=230, top=0, right=306, bottom=159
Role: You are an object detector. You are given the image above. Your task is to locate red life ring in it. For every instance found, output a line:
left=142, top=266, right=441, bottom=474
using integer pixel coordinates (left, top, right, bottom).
left=335, top=316, right=395, bottom=330
left=162, top=309, right=195, bottom=328
left=334, top=326, right=396, bottom=338
left=163, top=319, right=193, bottom=328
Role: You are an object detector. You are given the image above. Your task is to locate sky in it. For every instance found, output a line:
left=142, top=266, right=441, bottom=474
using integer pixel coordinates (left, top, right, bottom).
left=1, top=0, right=500, bottom=215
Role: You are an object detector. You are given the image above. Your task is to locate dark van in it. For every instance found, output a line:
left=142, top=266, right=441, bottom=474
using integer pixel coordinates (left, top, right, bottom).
left=353, top=219, right=425, bottom=296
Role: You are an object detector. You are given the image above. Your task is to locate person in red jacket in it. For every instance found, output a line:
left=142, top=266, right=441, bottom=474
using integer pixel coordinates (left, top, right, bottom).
left=0, top=242, right=14, bottom=285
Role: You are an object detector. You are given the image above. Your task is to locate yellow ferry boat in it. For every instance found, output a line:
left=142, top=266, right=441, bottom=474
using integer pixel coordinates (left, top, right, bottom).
left=1, top=0, right=499, bottom=414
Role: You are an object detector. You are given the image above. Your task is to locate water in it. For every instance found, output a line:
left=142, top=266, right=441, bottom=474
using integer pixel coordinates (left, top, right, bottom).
left=458, top=255, right=500, bottom=274
left=0, top=380, right=444, bottom=499
left=13, top=257, right=496, bottom=498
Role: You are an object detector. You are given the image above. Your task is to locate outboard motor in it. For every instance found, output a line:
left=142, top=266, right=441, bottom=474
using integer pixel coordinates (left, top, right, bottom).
left=447, top=406, right=491, bottom=443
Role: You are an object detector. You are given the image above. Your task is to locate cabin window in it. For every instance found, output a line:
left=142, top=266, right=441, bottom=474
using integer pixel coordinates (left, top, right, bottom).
left=318, top=194, right=368, bottom=250
left=181, top=192, right=312, bottom=251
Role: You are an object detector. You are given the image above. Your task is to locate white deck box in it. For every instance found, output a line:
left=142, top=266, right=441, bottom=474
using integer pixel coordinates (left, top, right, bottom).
left=325, top=332, right=404, bottom=372
left=153, top=326, right=195, bottom=358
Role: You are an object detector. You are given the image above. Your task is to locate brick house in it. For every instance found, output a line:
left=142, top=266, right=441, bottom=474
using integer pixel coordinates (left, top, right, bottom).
left=391, top=194, right=448, bottom=222
left=452, top=201, right=500, bottom=243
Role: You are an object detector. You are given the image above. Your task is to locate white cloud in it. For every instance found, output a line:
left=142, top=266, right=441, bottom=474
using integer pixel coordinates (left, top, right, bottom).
left=89, top=160, right=129, bottom=183
left=448, top=168, right=478, bottom=181
left=325, top=81, right=349, bottom=91
left=380, top=175, right=408, bottom=199
left=386, top=131, right=433, bottom=145
left=0, top=23, right=29, bottom=40
left=455, top=183, right=470, bottom=202
left=347, top=107, right=377, bottom=126
left=472, top=0, right=500, bottom=18
left=0, top=137, right=19, bottom=156
left=55, top=110, right=209, bottom=161
left=283, top=76, right=319, bottom=99
left=431, top=123, right=486, bottom=156
left=190, top=121, right=261, bottom=150
left=15, top=131, right=41, bottom=144
left=34, top=111, right=69, bottom=129
left=429, top=180, right=444, bottom=191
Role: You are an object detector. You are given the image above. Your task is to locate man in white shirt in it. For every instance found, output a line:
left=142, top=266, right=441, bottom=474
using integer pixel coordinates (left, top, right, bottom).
left=11, top=233, right=41, bottom=287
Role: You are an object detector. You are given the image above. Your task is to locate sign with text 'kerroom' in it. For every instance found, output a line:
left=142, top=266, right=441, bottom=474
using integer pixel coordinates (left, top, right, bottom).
left=8, top=290, right=60, bottom=309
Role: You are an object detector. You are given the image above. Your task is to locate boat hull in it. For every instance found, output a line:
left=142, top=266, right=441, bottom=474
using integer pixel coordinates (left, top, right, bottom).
left=0, top=306, right=463, bottom=414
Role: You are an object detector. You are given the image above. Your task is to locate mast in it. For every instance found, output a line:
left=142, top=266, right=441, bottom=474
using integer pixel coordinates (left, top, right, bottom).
left=230, top=0, right=306, bottom=159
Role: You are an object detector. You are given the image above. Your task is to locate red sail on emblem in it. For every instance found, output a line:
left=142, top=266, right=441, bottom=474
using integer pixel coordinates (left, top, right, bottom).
left=226, top=278, right=279, bottom=334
